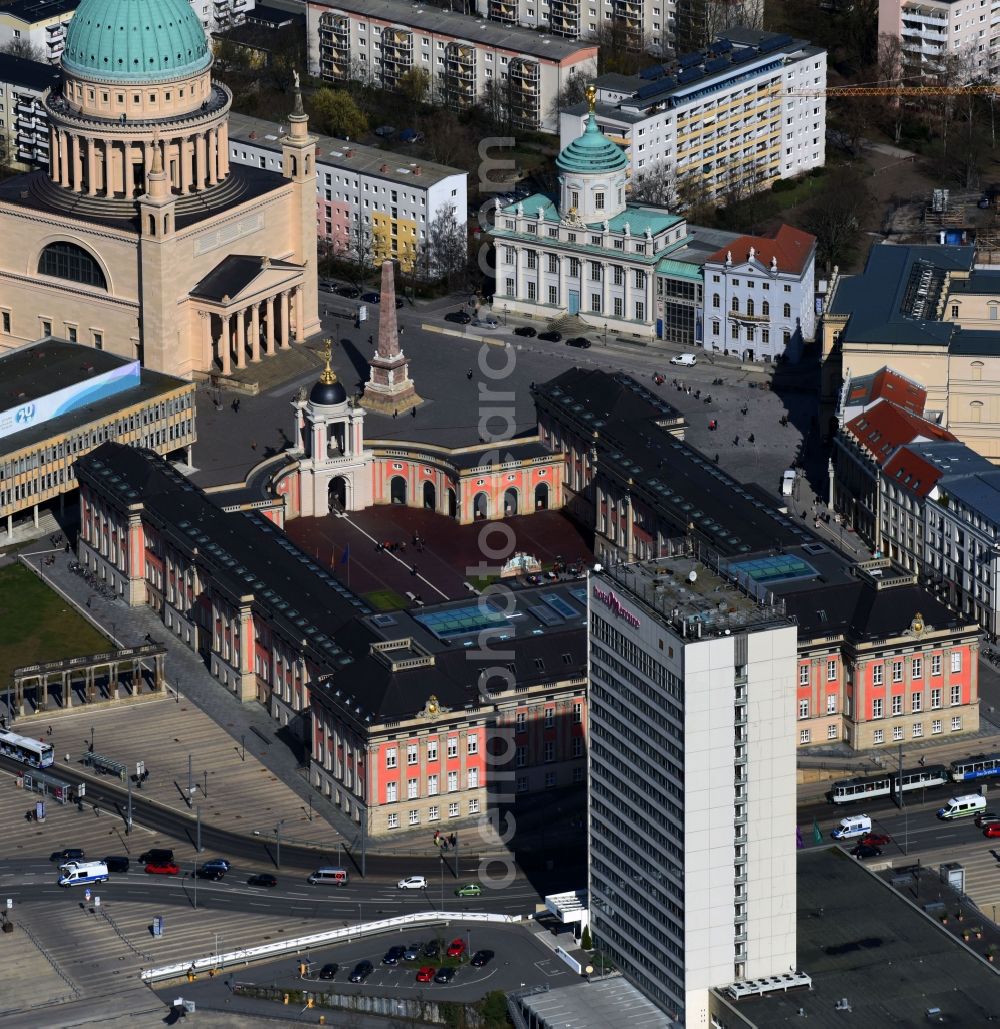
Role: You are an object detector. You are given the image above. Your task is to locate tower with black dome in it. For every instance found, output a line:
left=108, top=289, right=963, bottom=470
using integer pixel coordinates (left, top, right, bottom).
left=292, top=341, right=374, bottom=516
left=0, top=0, right=319, bottom=378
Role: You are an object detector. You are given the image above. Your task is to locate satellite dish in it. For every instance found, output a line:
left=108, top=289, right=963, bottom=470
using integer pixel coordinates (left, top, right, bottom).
left=687, top=570, right=697, bottom=583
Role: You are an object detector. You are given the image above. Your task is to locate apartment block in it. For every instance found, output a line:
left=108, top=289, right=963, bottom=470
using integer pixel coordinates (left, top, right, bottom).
left=560, top=29, right=826, bottom=201
left=227, top=112, right=467, bottom=275
left=879, top=0, right=1000, bottom=79
left=306, top=0, right=598, bottom=132
left=588, top=556, right=798, bottom=1022
left=0, top=52, right=60, bottom=170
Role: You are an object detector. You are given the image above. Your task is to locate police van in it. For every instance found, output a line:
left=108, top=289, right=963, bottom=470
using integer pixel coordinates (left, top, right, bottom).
left=58, top=860, right=110, bottom=887
left=937, top=794, right=987, bottom=820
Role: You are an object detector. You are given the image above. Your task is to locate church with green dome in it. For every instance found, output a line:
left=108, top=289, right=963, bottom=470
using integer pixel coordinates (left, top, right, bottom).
left=492, top=85, right=692, bottom=342
left=0, top=0, right=320, bottom=379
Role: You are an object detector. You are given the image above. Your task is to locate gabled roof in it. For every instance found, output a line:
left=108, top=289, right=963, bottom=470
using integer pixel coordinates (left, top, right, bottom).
left=704, top=224, right=816, bottom=276
left=190, top=254, right=299, bottom=303
left=844, top=400, right=955, bottom=467
left=882, top=446, right=946, bottom=499
left=845, top=367, right=926, bottom=417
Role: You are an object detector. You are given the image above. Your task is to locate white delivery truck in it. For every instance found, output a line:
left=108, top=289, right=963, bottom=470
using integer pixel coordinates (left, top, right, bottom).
left=781, top=469, right=797, bottom=497
left=58, top=860, right=110, bottom=887
left=831, top=814, right=871, bottom=839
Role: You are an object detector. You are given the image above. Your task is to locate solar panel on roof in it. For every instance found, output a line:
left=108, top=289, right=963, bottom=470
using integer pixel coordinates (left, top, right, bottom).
left=678, top=67, right=703, bottom=84
left=639, top=64, right=663, bottom=80
left=636, top=81, right=664, bottom=100
left=678, top=51, right=702, bottom=68
left=705, top=57, right=729, bottom=74
left=714, top=38, right=732, bottom=53
left=731, top=48, right=757, bottom=65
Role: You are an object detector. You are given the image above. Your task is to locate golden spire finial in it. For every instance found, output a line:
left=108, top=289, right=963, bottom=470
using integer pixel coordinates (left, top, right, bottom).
left=586, top=84, right=597, bottom=114
left=320, top=338, right=337, bottom=385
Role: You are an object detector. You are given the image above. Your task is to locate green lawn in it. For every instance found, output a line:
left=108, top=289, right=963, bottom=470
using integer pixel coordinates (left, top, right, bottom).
left=363, top=589, right=410, bottom=612
left=0, top=564, right=109, bottom=686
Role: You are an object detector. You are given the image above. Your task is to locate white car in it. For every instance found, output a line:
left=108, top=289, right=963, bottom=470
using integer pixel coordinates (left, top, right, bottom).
left=397, top=875, right=428, bottom=890
left=669, top=353, right=697, bottom=366
left=473, top=316, right=499, bottom=329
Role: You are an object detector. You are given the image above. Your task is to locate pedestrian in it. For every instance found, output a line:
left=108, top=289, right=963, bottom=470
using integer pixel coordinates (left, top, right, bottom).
left=714, top=454, right=719, bottom=463
left=46, top=725, right=52, bottom=736
left=94, top=805, right=100, bottom=817
left=467, top=369, right=474, bottom=380
left=250, top=440, right=257, bottom=451
left=393, top=408, right=398, bottom=419
left=411, top=407, right=416, bottom=418
left=411, top=564, right=418, bottom=576
left=748, top=433, right=755, bottom=444
left=919, top=756, right=926, bottom=767
left=734, top=435, right=740, bottom=446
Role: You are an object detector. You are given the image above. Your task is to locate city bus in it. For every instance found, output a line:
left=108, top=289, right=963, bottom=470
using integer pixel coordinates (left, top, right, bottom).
left=949, top=752, right=1000, bottom=783
left=0, top=729, right=55, bottom=769
left=828, top=764, right=948, bottom=804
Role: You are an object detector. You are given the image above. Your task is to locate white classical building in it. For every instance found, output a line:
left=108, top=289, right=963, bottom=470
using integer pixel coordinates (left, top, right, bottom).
left=701, top=224, right=817, bottom=362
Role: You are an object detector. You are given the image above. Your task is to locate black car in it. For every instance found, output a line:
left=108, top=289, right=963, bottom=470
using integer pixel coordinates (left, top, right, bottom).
left=350, top=960, right=374, bottom=982
left=470, top=949, right=495, bottom=968
left=422, top=939, right=441, bottom=959
left=319, top=963, right=339, bottom=980
left=445, top=311, right=472, bottom=324
left=139, top=848, right=174, bottom=865
left=336, top=285, right=361, bottom=298
left=318, top=281, right=336, bottom=293
left=104, top=855, right=129, bottom=874
left=361, top=292, right=381, bottom=304
left=513, top=326, right=536, bottom=337
left=850, top=843, right=883, bottom=860
left=382, top=945, right=406, bottom=966
left=434, top=967, right=456, bottom=984
left=566, top=336, right=592, bottom=349
left=248, top=873, right=278, bottom=888
left=395, top=298, right=404, bottom=308
left=196, top=867, right=225, bottom=881
left=538, top=331, right=562, bottom=342
left=50, top=848, right=85, bottom=863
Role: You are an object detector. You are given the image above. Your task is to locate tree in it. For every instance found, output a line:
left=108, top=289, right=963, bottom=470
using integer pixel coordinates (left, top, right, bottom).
left=581, top=925, right=593, bottom=950
left=397, top=68, right=430, bottom=116
left=477, top=78, right=514, bottom=133
left=417, top=109, right=477, bottom=170
left=427, top=204, right=468, bottom=284
left=586, top=23, right=649, bottom=76
left=802, top=165, right=876, bottom=268
left=1, top=38, right=43, bottom=62
left=548, top=68, right=591, bottom=124
left=629, top=164, right=678, bottom=208
left=308, top=88, right=368, bottom=140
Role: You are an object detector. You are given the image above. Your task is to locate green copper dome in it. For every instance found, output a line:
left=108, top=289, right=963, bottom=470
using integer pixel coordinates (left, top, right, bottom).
left=63, top=0, right=212, bottom=83
left=556, top=114, right=628, bottom=175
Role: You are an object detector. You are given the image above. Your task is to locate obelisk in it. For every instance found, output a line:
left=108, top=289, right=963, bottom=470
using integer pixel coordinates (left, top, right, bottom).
left=362, top=260, right=421, bottom=415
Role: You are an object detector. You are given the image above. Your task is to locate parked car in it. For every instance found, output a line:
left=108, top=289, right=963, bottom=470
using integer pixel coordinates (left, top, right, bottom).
left=434, top=967, right=456, bottom=984
left=422, top=940, right=441, bottom=959
left=473, top=316, right=499, bottom=329
left=139, top=848, right=173, bottom=865
left=455, top=883, right=482, bottom=897
left=104, top=855, right=129, bottom=873
left=361, top=292, right=381, bottom=304
left=318, top=280, right=336, bottom=293
left=974, top=811, right=1000, bottom=828
left=145, top=862, right=181, bottom=875
left=566, top=336, right=591, bottom=349
left=445, top=310, right=472, bottom=324
left=382, top=945, right=406, bottom=966
left=248, top=873, right=278, bottom=888
left=398, top=875, right=427, bottom=890
left=374, top=126, right=396, bottom=138
left=446, top=938, right=466, bottom=958
left=403, top=942, right=423, bottom=961
left=513, top=326, right=536, bottom=337
left=50, top=849, right=85, bottom=863
left=538, top=331, right=562, bottom=342
left=670, top=352, right=697, bottom=366
left=319, top=963, right=338, bottom=980
left=196, top=867, right=225, bottom=881
left=860, top=833, right=891, bottom=847
left=470, top=950, right=494, bottom=968
left=984, top=823, right=1000, bottom=838
left=416, top=966, right=435, bottom=983
left=350, top=960, right=374, bottom=982
left=399, top=129, right=425, bottom=143
left=336, top=284, right=361, bottom=298
left=850, top=844, right=883, bottom=860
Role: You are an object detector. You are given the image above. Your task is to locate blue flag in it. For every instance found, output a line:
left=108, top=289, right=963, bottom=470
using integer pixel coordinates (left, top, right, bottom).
left=341, top=544, right=350, bottom=565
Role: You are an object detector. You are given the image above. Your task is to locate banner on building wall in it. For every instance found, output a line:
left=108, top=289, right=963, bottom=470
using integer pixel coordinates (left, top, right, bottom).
left=0, top=360, right=141, bottom=442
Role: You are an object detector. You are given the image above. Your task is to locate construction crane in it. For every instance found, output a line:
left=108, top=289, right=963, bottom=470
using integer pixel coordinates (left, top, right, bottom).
left=787, top=84, right=998, bottom=97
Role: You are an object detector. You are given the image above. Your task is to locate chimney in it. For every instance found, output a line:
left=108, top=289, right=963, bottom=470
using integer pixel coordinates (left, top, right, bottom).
left=414, top=165, right=422, bottom=176
left=249, top=130, right=257, bottom=139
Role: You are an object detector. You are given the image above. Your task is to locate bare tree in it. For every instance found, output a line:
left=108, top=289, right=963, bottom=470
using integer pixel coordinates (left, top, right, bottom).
left=548, top=68, right=590, bottom=124
left=803, top=165, right=876, bottom=268
left=629, top=164, right=679, bottom=208
left=427, top=204, right=468, bottom=284
left=585, top=23, right=649, bottom=76
left=2, top=38, right=44, bottom=62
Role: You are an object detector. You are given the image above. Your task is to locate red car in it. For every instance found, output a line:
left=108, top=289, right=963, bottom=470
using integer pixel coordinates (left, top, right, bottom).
left=861, top=833, right=891, bottom=847
left=984, top=824, right=1000, bottom=839
left=446, top=938, right=466, bottom=959
left=415, top=966, right=435, bottom=983
left=145, top=862, right=180, bottom=875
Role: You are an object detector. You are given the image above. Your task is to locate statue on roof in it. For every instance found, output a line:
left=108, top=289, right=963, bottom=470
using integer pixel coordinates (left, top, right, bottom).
left=586, top=84, right=597, bottom=113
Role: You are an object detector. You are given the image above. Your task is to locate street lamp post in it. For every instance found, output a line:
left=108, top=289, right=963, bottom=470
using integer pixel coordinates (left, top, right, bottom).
left=240, top=734, right=245, bottom=761
left=275, top=819, right=285, bottom=869
left=603, top=322, right=608, bottom=346
left=502, top=304, right=508, bottom=326
left=89, top=726, right=94, bottom=752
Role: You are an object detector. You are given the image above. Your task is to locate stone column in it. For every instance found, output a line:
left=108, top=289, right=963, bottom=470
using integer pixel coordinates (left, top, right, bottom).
left=119, top=140, right=130, bottom=196
left=250, top=301, right=261, bottom=362
left=58, top=131, right=69, bottom=187
left=218, top=119, right=229, bottom=177
left=183, top=137, right=194, bottom=192
left=200, top=310, right=213, bottom=370
left=265, top=296, right=276, bottom=353
left=235, top=308, right=247, bottom=369
left=195, top=132, right=206, bottom=189
left=279, top=291, right=290, bottom=348
left=85, top=138, right=96, bottom=196
left=294, top=286, right=305, bottom=342
left=207, top=127, right=218, bottom=186
left=70, top=133, right=81, bottom=191
left=221, top=315, right=232, bottom=375
left=49, top=126, right=59, bottom=182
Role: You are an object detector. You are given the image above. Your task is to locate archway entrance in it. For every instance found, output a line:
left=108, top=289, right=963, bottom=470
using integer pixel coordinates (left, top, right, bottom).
left=504, top=487, right=519, bottom=516
left=534, top=482, right=549, bottom=510
left=390, top=476, right=407, bottom=505
left=329, top=476, right=347, bottom=512
left=448, top=488, right=457, bottom=518
left=473, top=491, right=489, bottom=520
left=423, top=481, right=436, bottom=510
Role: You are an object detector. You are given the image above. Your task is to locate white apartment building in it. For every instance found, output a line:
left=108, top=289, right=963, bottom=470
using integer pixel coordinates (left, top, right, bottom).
left=227, top=112, right=467, bottom=275
left=701, top=224, right=817, bottom=362
left=588, top=556, right=798, bottom=1024
left=560, top=29, right=826, bottom=201
left=0, top=52, right=60, bottom=170
left=0, top=0, right=253, bottom=63
left=879, top=0, right=1000, bottom=78
left=305, top=0, right=598, bottom=133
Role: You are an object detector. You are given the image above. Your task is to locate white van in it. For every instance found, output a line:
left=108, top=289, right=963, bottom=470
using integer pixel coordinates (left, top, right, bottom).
left=58, top=860, right=109, bottom=887
left=308, top=867, right=349, bottom=886
left=937, top=794, right=986, bottom=820
left=831, top=814, right=871, bottom=839
left=781, top=470, right=796, bottom=497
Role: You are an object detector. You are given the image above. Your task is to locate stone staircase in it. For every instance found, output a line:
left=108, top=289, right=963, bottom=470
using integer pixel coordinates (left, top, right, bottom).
left=546, top=313, right=594, bottom=337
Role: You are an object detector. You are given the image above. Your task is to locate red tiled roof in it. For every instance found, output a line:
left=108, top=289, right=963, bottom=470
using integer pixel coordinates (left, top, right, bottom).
left=844, top=400, right=955, bottom=467
left=705, top=224, right=816, bottom=276
left=883, top=446, right=944, bottom=498
left=846, top=367, right=926, bottom=416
